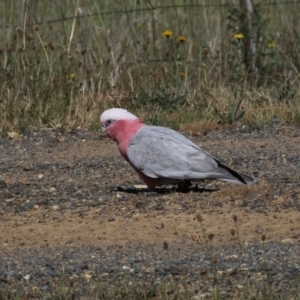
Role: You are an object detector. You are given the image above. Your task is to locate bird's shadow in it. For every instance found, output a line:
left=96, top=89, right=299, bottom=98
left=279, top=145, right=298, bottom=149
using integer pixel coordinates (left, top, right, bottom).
left=115, top=184, right=217, bottom=195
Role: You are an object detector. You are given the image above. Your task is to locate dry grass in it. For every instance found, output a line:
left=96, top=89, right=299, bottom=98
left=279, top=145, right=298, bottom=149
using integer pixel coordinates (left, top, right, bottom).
left=1, top=1, right=300, bottom=133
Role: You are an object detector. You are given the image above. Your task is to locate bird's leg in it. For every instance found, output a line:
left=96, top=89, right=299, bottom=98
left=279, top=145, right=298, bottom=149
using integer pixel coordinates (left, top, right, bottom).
left=176, top=180, right=192, bottom=192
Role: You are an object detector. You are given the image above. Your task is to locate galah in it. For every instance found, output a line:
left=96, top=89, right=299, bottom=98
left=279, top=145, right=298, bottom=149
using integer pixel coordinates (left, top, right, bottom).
left=100, top=108, right=257, bottom=188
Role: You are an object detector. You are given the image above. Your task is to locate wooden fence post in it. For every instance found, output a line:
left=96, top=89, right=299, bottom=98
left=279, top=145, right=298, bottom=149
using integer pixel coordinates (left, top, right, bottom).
left=239, top=0, right=257, bottom=76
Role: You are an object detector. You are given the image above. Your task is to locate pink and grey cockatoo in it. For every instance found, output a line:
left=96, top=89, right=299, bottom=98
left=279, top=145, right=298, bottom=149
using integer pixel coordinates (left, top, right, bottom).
left=100, top=108, right=256, bottom=188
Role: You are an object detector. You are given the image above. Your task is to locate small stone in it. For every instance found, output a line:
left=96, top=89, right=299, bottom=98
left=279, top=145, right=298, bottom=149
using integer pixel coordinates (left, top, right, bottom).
left=5, top=198, right=14, bottom=203
left=42, top=285, right=50, bottom=291
left=33, top=205, right=40, bottom=210
left=122, top=266, right=134, bottom=273
left=24, top=274, right=30, bottom=281
left=133, top=184, right=148, bottom=189
left=83, top=271, right=93, bottom=281
left=156, top=223, right=164, bottom=229
left=227, top=268, right=238, bottom=276
left=38, top=174, right=44, bottom=179
left=74, top=190, right=83, bottom=196
left=52, top=205, right=59, bottom=210
left=108, top=217, right=115, bottom=222
left=281, top=238, right=294, bottom=244
left=8, top=132, right=20, bottom=139
left=255, top=225, right=264, bottom=234
left=49, top=187, right=56, bottom=192
left=192, top=293, right=210, bottom=299
left=23, top=165, right=31, bottom=171
left=235, top=199, right=244, bottom=207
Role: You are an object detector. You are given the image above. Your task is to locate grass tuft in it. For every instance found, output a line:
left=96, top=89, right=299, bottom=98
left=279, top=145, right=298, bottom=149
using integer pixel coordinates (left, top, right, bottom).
left=1, top=1, right=300, bottom=132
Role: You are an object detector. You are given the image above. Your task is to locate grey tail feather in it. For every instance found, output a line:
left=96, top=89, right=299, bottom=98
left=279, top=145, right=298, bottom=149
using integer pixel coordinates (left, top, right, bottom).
left=217, top=161, right=256, bottom=185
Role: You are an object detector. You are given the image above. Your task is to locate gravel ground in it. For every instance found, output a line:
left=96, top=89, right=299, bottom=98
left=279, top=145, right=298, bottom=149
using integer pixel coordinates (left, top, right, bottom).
left=0, top=122, right=300, bottom=297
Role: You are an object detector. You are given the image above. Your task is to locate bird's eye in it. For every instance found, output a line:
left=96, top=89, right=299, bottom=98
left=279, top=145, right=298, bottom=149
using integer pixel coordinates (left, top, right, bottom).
left=105, top=119, right=113, bottom=126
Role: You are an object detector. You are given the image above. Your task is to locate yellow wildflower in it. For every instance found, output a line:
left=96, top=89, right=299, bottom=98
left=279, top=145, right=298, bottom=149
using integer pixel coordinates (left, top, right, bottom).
left=162, top=30, right=173, bottom=38
left=268, top=41, right=276, bottom=48
left=177, top=35, right=186, bottom=43
left=70, top=73, right=76, bottom=79
left=234, top=33, right=244, bottom=40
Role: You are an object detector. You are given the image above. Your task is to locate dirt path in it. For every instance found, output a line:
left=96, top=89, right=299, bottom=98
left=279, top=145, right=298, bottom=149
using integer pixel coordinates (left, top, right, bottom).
left=0, top=124, right=300, bottom=295
left=1, top=124, right=300, bottom=248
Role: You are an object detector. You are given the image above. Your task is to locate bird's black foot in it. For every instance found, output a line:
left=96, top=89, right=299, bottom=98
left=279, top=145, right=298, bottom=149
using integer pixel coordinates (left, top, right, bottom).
left=176, top=181, right=193, bottom=192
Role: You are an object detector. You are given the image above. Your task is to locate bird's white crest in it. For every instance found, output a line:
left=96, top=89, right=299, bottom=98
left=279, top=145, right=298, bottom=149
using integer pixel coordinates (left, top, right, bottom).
left=100, top=108, right=139, bottom=123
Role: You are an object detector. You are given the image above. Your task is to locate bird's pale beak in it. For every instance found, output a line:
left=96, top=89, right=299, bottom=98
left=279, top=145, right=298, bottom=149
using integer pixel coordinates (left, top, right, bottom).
left=101, top=126, right=107, bottom=132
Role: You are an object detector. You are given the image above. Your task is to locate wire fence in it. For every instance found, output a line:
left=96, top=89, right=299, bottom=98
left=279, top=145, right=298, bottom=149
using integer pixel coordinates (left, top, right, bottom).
left=9, top=0, right=300, bottom=27
left=2, top=0, right=300, bottom=76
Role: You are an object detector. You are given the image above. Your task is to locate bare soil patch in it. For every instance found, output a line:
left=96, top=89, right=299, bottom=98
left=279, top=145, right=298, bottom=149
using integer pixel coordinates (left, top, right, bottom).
left=0, top=123, right=300, bottom=295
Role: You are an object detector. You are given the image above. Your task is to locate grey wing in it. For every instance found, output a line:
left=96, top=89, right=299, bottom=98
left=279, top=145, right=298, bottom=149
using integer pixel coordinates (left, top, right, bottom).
left=127, top=126, right=219, bottom=180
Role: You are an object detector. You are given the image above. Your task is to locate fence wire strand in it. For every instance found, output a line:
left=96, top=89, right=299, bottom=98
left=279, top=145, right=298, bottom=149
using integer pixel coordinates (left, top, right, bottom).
left=9, top=0, right=300, bottom=27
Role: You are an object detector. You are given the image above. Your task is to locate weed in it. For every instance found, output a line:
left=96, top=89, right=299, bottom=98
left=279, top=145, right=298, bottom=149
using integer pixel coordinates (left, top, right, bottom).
left=0, top=2, right=300, bottom=132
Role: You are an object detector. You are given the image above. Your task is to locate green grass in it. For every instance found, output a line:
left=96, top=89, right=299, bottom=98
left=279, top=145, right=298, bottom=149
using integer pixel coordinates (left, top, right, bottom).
left=1, top=1, right=300, bottom=132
